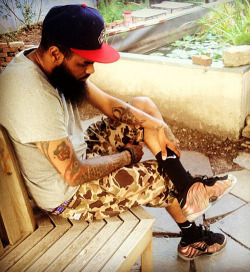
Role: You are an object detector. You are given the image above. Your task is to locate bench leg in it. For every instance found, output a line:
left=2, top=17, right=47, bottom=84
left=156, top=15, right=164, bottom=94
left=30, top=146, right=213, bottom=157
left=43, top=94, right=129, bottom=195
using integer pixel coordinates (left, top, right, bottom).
left=141, top=236, right=153, bottom=272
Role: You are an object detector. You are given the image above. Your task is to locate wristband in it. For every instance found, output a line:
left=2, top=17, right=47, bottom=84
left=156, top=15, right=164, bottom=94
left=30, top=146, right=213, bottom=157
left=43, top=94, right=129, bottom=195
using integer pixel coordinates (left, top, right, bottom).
left=124, top=147, right=135, bottom=167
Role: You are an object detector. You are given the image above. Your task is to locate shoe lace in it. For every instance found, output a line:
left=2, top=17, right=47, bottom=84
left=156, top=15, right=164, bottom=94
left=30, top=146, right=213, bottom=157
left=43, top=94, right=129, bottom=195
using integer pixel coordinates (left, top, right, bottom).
left=198, top=225, right=221, bottom=245
left=192, top=175, right=227, bottom=187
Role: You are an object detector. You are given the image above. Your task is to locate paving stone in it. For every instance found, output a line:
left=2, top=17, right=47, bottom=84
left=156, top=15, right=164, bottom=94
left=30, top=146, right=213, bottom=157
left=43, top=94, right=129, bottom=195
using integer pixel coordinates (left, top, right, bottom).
left=180, top=151, right=213, bottom=176
left=144, top=206, right=203, bottom=233
left=233, top=152, right=250, bottom=171
left=134, top=237, right=190, bottom=272
left=204, top=193, right=246, bottom=219
left=195, top=227, right=250, bottom=271
left=229, top=170, right=250, bottom=202
left=214, top=203, right=250, bottom=249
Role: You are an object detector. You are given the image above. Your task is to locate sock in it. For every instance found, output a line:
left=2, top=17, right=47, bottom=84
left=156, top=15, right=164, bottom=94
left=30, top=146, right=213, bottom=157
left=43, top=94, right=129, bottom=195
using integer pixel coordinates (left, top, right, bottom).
left=156, top=148, right=192, bottom=192
left=177, top=221, right=200, bottom=244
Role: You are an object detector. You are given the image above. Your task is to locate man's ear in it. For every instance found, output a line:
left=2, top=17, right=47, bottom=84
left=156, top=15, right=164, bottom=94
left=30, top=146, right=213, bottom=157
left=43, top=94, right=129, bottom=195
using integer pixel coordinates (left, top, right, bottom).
left=48, top=46, right=64, bottom=65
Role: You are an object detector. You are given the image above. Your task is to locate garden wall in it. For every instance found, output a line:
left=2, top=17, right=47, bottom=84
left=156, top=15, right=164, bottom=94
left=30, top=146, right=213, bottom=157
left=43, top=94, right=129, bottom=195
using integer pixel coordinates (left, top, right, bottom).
left=91, top=53, right=250, bottom=140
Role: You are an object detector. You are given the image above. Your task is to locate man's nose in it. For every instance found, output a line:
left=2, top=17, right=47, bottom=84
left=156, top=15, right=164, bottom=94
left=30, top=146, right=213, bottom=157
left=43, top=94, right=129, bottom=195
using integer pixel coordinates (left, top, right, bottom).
left=86, top=63, right=95, bottom=74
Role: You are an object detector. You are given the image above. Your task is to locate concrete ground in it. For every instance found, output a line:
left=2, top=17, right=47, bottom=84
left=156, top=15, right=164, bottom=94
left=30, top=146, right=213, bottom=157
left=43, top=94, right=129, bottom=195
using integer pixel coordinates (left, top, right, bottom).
left=82, top=117, right=250, bottom=271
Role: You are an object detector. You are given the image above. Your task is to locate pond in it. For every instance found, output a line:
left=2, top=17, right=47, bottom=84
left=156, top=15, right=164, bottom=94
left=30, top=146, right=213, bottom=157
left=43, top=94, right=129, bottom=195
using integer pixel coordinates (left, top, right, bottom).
left=147, top=33, right=230, bottom=63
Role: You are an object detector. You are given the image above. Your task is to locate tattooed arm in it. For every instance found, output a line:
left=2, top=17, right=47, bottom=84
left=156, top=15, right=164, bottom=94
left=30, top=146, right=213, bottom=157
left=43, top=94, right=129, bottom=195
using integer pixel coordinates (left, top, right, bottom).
left=36, top=137, right=133, bottom=187
left=86, top=80, right=180, bottom=157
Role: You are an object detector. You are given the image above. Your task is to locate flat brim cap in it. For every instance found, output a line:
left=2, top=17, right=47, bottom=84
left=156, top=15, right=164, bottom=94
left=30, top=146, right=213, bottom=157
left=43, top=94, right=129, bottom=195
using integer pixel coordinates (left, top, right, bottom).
left=42, top=4, right=120, bottom=63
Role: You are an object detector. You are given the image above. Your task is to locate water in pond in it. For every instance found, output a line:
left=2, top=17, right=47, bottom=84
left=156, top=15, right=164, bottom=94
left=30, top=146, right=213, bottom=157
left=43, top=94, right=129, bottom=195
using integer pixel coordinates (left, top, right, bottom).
left=147, top=34, right=229, bottom=63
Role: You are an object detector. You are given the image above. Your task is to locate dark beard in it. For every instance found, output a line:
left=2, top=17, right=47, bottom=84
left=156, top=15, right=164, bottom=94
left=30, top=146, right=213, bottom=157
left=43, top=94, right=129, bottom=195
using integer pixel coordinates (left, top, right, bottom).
left=48, top=62, right=87, bottom=107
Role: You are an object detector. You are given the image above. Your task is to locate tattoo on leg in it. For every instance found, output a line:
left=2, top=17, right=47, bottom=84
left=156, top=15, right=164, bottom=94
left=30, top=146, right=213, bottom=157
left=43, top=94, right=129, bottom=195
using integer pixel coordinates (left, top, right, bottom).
left=112, top=106, right=145, bottom=125
left=53, top=141, right=70, bottom=161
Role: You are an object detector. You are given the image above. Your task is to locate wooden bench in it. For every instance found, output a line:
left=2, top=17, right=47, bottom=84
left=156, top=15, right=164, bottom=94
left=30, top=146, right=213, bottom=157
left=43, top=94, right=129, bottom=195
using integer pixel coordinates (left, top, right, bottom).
left=0, top=125, right=155, bottom=271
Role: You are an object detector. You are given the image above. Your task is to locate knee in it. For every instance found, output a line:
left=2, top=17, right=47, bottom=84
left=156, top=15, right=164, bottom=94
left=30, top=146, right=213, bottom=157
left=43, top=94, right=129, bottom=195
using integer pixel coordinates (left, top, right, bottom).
left=129, top=96, right=154, bottom=113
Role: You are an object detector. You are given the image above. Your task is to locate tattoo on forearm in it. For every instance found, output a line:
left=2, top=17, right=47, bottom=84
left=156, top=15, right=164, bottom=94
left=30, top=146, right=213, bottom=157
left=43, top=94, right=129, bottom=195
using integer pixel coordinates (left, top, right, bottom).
left=53, top=141, right=70, bottom=161
left=64, top=153, right=127, bottom=186
left=112, top=106, right=145, bottom=125
left=156, top=123, right=164, bottom=132
left=164, top=127, right=175, bottom=142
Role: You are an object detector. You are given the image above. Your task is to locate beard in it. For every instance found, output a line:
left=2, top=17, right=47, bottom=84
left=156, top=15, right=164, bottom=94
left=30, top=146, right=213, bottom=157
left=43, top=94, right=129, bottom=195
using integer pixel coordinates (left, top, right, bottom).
left=48, top=62, right=88, bottom=107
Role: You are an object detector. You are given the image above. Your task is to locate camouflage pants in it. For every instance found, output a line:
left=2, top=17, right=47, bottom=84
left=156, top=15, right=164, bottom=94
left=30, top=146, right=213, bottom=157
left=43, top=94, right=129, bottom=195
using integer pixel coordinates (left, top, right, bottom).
left=60, top=118, right=174, bottom=222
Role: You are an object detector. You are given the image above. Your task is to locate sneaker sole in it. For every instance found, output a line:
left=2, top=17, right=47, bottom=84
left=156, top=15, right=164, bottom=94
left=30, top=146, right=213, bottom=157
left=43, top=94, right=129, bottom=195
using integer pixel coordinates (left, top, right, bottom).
left=186, top=174, right=237, bottom=222
left=178, top=236, right=227, bottom=261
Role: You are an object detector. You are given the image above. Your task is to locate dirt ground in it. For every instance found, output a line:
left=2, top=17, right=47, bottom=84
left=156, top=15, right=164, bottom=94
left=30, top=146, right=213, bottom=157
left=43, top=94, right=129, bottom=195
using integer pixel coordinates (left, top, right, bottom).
left=1, top=25, right=249, bottom=175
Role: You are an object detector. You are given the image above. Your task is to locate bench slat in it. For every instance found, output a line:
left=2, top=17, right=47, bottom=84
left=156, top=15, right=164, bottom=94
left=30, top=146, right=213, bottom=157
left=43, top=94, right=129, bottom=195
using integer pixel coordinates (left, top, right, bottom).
left=64, top=216, right=122, bottom=272
left=8, top=224, right=71, bottom=272
left=83, top=210, right=139, bottom=272
left=101, top=219, right=154, bottom=272
left=27, top=221, right=88, bottom=271
left=45, top=220, right=105, bottom=272
left=0, top=225, right=53, bottom=271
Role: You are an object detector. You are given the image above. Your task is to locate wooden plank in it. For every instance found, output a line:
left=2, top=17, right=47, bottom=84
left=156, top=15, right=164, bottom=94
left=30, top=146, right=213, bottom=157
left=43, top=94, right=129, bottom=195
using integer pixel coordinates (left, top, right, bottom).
left=0, top=163, right=22, bottom=244
left=130, top=206, right=155, bottom=220
left=47, top=213, right=71, bottom=226
left=35, top=209, right=53, bottom=228
left=0, top=126, right=36, bottom=237
left=8, top=224, right=70, bottom=272
left=27, top=221, right=88, bottom=272
left=45, top=220, right=106, bottom=272
left=64, top=217, right=122, bottom=272
left=0, top=232, right=30, bottom=261
left=0, top=225, right=53, bottom=271
left=141, top=235, right=153, bottom=272
left=0, top=239, right=4, bottom=256
left=83, top=211, right=139, bottom=272
left=101, top=220, right=154, bottom=272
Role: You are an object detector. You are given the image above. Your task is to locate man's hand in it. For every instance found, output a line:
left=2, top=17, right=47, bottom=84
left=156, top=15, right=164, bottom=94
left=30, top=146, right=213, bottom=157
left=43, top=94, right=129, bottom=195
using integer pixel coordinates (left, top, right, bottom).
left=124, top=142, right=144, bottom=166
left=157, top=123, right=180, bottom=160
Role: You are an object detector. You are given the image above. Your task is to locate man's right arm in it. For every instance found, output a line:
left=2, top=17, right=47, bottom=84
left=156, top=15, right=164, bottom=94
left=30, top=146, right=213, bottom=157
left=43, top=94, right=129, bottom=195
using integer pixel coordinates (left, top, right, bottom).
left=36, top=137, right=132, bottom=187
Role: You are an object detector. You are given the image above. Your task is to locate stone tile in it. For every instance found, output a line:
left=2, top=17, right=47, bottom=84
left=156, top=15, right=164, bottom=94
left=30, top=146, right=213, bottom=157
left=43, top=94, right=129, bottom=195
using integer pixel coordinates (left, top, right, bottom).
left=134, top=237, right=190, bottom=272
left=195, top=227, right=250, bottom=272
left=143, top=206, right=180, bottom=233
left=204, top=193, right=246, bottom=219
left=214, top=203, right=250, bottom=249
left=180, top=151, right=213, bottom=176
left=143, top=206, right=203, bottom=233
left=152, top=237, right=190, bottom=272
left=229, top=170, right=250, bottom=202
left=233, top=152, right=250, bottom=170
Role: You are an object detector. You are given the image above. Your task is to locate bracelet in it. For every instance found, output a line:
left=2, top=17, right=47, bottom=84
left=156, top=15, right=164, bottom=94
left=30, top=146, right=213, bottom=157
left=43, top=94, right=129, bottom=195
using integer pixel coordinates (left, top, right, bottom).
left=124, top=147, right=135, bottom=167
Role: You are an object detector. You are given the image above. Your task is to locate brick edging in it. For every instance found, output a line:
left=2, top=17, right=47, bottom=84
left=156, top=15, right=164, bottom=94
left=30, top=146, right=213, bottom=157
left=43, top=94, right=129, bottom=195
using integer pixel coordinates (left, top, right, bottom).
left=0, top=41, right=35, bottom=68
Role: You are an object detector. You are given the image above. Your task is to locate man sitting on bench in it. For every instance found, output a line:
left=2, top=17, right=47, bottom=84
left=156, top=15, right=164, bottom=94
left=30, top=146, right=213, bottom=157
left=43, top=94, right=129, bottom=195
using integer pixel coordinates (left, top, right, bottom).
left=0, top=4, right=236, bottom=261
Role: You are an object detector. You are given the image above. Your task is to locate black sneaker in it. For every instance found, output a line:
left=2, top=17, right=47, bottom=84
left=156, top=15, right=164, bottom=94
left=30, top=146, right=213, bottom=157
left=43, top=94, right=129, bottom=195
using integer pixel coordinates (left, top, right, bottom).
left=178, top=225, right=227, bottom=260
left=177, top=174, right=237, bottom=222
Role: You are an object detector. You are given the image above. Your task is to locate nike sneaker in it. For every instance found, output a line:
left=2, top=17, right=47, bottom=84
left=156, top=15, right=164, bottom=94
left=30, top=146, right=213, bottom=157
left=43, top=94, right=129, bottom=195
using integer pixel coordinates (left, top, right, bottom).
left=178, top=174, right=237, bottom=222
left=178, top=225, right=227, bottom=260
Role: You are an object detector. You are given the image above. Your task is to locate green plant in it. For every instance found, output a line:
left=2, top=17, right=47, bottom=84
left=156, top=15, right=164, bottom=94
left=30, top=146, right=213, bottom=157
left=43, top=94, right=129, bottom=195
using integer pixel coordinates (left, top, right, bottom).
left=197, top=0, right=250, bottom=45
left=0, top=0, right=42, bottom=29
left=98, top=0, right=148, bottom=23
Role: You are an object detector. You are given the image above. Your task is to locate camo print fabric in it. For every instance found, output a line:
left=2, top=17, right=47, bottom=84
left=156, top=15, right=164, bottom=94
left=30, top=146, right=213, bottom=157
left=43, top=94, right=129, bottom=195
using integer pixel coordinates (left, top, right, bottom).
left=59, top=117, right=174, bottom=222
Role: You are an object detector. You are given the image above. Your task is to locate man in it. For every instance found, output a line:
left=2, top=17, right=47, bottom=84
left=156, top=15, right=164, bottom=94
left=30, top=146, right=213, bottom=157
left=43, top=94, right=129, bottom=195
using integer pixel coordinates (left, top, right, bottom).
left=0, top=4, right=237, bottom=261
